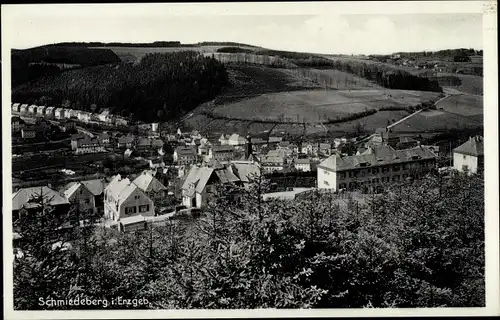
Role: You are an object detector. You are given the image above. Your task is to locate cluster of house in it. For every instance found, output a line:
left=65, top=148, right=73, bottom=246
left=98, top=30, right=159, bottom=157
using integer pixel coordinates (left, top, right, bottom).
left=12, top=170, right=169, bottom=232
left=171, top=129, right=358, bottom=175
left=68, top=131, right=167, bottom=156
left=11, top=116, right=56, bottom=140
left=11, top=131, right=483, bottom=234
left=11, top=103, right=130, bottom=127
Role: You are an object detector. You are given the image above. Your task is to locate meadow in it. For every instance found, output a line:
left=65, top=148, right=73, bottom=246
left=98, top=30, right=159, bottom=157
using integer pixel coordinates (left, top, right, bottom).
left=435, top=94, right=483, bottom=116
left=211, top=89, right=441, bottom=124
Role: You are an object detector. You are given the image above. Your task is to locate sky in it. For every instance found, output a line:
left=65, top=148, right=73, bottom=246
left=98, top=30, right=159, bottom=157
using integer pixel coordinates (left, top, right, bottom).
left=2, top=3, right=484, bottom=55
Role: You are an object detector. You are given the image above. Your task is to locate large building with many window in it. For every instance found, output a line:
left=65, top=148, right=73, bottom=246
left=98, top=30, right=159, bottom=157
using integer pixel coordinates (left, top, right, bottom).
left=317, top=145, right=437, bottom=192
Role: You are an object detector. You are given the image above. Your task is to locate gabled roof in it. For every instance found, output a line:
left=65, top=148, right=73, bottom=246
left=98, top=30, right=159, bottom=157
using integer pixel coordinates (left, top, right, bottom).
left=230, top=162, right=261, bottom=183
left=215, top=168, right=240, bottom=184
left=105, top=175, right=146, bottom=204
left=12, top=186, right=69, bottom=211
left=133, top=172, right=167, bottom=193
left=453, top=136, right=484, bottom=157
left=81, top=179, right=106, bottom=196
left=62, top=182, right=84, bottom=199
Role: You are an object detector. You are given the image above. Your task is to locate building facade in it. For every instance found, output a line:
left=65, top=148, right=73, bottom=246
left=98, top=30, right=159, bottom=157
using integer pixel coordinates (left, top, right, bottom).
left=453, top=136, right=484, bottom=174
left=318, top=145, right=437, bottom=192
left=104, top=175, right=155, bottom=221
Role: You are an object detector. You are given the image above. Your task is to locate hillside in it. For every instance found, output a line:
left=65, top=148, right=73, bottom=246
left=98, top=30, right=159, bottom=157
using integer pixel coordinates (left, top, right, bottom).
left=12, top=51, right=228, bottom=123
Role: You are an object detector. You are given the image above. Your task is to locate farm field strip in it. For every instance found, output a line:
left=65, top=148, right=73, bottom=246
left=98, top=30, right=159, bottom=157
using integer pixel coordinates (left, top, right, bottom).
left=211, top=89, right=441, bottom=124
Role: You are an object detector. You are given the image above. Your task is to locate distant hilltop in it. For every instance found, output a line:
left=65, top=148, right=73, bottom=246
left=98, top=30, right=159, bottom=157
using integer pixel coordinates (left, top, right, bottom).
left=13, top=41, right=262, bottom=51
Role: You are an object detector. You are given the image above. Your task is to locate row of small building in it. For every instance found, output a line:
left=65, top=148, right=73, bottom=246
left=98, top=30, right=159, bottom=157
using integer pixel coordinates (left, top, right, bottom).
left=11, top=103, right=130, bottom=126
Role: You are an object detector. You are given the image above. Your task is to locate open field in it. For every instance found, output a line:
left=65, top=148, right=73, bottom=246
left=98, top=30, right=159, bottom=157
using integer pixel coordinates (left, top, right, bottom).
left=436, top=73, right=483, bottom=95
left=282, top=68, right=385, bottom=90
left=389, top=109, right=483, bottom=133
left=435, top=94, right=483, bottom=116
left=211, top=89, right=441, bottom=123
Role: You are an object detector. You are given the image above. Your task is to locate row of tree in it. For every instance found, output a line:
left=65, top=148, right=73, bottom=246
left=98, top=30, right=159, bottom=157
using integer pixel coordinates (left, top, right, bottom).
left=12, top=51, right=229, bottom=123
left=327, top=60, right=443, bottom=92
left=13, top=171, right=484, bottom=309
left=12, top=46, right=121, bottom=66
left=392, top=48, right=482, bottom=59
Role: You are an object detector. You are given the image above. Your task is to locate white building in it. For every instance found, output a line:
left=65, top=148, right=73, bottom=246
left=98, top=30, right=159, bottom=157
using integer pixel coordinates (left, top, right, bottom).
left=36, top=105, right=47, bottom=116
left=28, top=105, right=37, bottom=114
left=318, top=145, right=437, bottom=192
left=294, top=158, right=311, bottom=172
left=54, top=108, right=65, bottom=119
left=45, top=106, right=56, bottom=118
left=104, top=174, right=155, bottom=222
left=453, top=136, right=484, bottom=174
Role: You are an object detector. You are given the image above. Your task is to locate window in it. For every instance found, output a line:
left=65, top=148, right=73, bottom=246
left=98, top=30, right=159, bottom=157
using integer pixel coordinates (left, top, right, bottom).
left=139, top=205, right=150, bottom=213
left=382, top=167, right=389, bottom=173
left=392, top=175, right=400, bottom=181
left=339, top=183, right=346, bottom=189
left=135, top=195, right=140, bottom=200
left=125, top=206, right=137, bottom=215
left=393, top=165, right=400, bottom=172
left=372, top=168, right=379, bottom=174
left=463, top=155, right=466, bottom=159
left=360, top=170, right=366, bottom=177
left=402, top=164, right=408, bottom=170
left=340, top=172, right=346, bottom=179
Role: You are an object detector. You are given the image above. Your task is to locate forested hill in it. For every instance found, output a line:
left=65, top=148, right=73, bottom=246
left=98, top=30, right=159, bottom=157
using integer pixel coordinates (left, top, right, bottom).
left=12, top=51, right=229, bottom=123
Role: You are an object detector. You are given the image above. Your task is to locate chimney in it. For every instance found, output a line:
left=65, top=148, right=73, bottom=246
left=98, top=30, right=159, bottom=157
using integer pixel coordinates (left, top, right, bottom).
left=245, top=134, right=252, bottom=159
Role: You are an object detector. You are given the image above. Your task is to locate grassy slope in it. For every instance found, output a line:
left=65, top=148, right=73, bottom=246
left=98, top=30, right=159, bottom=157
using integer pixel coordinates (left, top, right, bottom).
left=323, top=55, right=483, bottom=96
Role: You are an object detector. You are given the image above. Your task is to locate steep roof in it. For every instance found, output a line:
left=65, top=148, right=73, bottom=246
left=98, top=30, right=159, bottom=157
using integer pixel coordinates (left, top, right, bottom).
left=12, top=186, right=69, bottom=211
left=133, top=172, right=167, bottom=193
left=105, top=175, right=144, bottom=204
left=63, top=182, right=83, bottom=199
left=453, top=136, right=484, bottom=157
left=81, top=179, right=106, bottom=196
left=182, top=165, right=242, bottom=195
left=230, top=162, right=261, bottom=183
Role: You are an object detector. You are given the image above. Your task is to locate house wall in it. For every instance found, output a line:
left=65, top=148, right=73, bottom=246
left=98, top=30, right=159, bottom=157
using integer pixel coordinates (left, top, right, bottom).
left=68, top=186, right=96, bottom=213
left=319, top=159, right=436, bottom=191
left=118, top=188, right=155, bottom=220
left=454, top=152, right=478, bottom=173
left=318, top=167, right=337, bottom=190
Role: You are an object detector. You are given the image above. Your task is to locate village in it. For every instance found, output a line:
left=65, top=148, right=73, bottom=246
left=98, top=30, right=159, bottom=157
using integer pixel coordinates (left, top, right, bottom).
left=11, top=102, right=484, bottom=233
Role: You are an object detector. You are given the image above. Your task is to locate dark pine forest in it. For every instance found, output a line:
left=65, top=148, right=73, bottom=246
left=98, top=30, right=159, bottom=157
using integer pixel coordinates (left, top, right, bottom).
left=12, top=50, right=229, bottom=123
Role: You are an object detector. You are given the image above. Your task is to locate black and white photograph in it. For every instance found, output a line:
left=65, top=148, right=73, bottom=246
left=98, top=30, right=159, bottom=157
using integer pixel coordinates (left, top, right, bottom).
left=2, top=1, right=498, bottom=318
